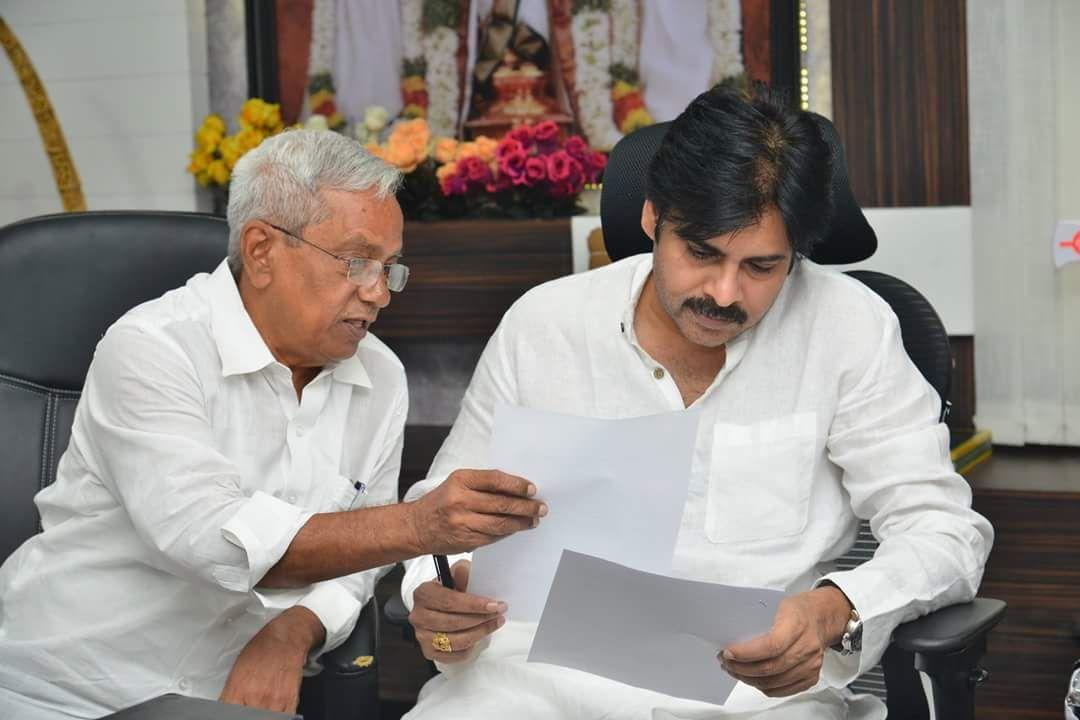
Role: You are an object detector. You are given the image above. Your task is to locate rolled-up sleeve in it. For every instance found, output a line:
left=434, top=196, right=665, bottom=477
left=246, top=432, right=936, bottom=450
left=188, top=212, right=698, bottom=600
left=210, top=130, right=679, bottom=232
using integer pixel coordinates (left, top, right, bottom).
left=816, top=310, right=994, bottom=685
left=78, top=324, right=308, bottom=593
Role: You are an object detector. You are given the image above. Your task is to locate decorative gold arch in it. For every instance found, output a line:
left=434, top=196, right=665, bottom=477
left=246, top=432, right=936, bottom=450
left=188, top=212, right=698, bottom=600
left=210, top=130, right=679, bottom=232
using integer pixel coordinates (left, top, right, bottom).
left=0, top=16, right=86, bottom=212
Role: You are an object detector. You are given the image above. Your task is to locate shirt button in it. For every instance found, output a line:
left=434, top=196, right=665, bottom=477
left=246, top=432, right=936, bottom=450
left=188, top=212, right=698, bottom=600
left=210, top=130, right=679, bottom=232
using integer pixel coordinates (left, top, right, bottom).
left=287, top=494, right=297, bottom=503
left=178, top=678, right=191, bottom=691
left=653, top=367, right=665, bottom=380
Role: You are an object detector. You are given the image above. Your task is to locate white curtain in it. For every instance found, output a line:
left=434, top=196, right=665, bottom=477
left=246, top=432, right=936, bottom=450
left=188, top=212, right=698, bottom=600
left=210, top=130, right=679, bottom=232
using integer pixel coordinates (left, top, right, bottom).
left=968, top=0, right=1080, bottom=445
left=333, top=0, right=404, bottom=122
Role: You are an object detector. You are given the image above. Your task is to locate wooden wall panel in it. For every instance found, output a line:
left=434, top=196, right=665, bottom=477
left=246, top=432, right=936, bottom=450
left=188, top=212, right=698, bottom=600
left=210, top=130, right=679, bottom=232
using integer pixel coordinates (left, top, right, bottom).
left=829, top=0, right=970, bottom=207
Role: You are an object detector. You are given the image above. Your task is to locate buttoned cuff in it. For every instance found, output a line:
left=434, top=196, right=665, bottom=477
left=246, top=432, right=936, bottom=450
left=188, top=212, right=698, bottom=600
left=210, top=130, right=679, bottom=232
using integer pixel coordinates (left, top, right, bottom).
left=220, top=490, right=313, bottom=591
left=813, top=570, right=894, bottom=687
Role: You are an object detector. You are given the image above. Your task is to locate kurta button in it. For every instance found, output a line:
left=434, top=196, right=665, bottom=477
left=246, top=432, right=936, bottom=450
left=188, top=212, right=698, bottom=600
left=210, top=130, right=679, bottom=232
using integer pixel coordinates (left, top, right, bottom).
left=653, top=367, right=665, bottom=380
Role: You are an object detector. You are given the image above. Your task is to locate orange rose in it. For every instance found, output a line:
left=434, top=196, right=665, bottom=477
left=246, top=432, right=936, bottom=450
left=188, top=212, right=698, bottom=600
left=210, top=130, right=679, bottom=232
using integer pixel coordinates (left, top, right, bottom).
left=475, top=136, right=499, bottom=163
left=456, top=141, right=480, bottom=160
left=434, top=138, right=459, bottom=164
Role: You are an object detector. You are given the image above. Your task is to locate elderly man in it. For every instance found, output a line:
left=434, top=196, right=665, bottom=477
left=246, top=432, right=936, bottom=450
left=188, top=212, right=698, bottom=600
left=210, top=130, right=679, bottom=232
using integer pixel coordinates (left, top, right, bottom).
left=398, top=87, right=993, bottom=719
left=0, top=130, right=545, bottom=720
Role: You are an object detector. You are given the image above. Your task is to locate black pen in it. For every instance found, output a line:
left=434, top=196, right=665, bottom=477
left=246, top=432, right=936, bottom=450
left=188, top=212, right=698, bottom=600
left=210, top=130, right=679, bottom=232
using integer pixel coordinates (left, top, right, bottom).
left=433, top=554, right=455, bottom=590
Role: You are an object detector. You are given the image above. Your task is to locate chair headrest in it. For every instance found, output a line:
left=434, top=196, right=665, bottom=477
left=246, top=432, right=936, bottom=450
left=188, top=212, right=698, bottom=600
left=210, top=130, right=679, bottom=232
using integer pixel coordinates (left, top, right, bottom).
left=599, top=115, right=877, bottom=265
left=0, top=211, right=228, bottom=390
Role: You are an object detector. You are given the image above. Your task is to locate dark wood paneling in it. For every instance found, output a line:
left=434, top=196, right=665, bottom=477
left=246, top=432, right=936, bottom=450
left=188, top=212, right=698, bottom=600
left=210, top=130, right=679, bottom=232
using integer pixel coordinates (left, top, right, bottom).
left=948, top=334, right=975, bottom=437
left=829, top=0, right=970, bottom=207
left=375, top=218, right=573, bottom=339
left=970, top=483, right=1080, bottom=719
left=275, top=0, right=313, bottom=125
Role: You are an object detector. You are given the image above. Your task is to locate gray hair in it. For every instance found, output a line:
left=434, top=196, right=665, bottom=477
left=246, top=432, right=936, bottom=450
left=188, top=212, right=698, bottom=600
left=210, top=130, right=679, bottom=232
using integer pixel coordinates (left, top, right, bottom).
left=226, top=129, right=403, bottom=273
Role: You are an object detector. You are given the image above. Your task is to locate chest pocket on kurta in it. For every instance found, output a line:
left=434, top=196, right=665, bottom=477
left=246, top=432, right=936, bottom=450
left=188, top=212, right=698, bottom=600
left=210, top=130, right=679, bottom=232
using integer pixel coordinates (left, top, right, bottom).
left=704, top=412, right=817, bottom=544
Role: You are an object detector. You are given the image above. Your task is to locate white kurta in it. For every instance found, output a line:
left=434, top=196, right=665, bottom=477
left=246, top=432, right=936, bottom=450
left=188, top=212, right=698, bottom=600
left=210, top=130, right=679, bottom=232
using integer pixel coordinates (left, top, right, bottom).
left=400, top=254, right=993, bottom=719
left=0, top=261, right=407, bottom=719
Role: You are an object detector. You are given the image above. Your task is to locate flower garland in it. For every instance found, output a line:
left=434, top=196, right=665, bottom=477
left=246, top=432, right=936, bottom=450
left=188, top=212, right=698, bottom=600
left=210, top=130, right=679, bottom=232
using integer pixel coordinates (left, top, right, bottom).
left=306, top=0, right=345, bottom=129
left=569, top=0, right=622, bottom=150
left=608, top=0, right=652, bottom=134
left=419, top=0, right=461, bottom=138
left=707, top=0, right=744, bottom=86
left=400, top=0, right=429, bottom=119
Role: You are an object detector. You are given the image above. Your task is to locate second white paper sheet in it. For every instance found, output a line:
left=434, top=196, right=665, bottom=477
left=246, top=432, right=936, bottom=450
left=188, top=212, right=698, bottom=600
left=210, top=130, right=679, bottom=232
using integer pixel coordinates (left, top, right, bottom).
left=468, top=403, right=701, bottom=621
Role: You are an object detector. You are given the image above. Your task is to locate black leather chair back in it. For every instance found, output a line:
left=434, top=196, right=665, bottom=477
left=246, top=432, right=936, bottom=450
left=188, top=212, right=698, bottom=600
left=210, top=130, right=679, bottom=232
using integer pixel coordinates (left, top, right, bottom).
left=0, top=211, right=227, bottom=560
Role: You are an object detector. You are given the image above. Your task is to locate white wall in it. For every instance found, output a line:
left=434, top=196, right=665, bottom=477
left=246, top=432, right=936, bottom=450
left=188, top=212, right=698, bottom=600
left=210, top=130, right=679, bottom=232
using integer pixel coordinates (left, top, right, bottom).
left=968, top=0, right=1080, bottom=446
left=0, top=0, right=209, bottom=227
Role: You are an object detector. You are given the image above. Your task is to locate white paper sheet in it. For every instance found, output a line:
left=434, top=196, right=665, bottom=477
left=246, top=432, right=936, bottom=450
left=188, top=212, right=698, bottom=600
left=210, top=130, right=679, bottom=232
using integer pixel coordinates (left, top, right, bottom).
left=468, top=404, right=701, bottom=621
left=529, top=550, right=785, bottom=706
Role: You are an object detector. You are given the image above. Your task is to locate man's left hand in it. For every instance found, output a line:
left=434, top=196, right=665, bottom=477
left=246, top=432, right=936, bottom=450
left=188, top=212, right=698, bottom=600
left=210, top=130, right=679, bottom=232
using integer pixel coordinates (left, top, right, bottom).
left=719, top=586, right=852, bottom=698
left=219, top=606, right=325, bottom=713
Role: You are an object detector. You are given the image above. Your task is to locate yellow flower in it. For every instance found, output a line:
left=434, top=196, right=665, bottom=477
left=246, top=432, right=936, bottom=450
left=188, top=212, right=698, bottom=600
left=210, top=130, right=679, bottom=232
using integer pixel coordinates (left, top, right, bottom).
left=208, top=159, right=230, bottom=186
left=187, top=149, right=212, bottom=175
left=195, top=125, right=223, bottom=152
left=235, top=127, right=265, bottom=153
left=202, top=114, right=227, bottom=134
left=434, top=137, right=458, bottom=164
left=401, top=103, right=427, bottom=119
left=456, top=141, right=480, bottom=160
left=611, top=80, right=636, bottom=101
left=238, top=98, right=281, bottom=131
left=401, top=75, right=426, bottom=93
left=621, top=107, right=654, bottom=134
left=474, top=136, right=499, bottom=163
left=219, top=135, right=244, bottom=168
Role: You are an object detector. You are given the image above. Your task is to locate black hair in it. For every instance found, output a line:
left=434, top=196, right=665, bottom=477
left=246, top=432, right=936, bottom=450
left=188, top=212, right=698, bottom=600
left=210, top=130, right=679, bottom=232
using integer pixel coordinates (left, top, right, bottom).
left=645, top=84, right=834, bottom=258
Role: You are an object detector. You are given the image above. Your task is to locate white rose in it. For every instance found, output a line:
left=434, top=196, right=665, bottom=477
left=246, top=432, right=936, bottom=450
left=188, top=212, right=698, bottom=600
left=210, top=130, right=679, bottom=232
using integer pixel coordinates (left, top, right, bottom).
left=305, top=114, right=329, bottom=131
left=364, top=106, right=389, bottom=133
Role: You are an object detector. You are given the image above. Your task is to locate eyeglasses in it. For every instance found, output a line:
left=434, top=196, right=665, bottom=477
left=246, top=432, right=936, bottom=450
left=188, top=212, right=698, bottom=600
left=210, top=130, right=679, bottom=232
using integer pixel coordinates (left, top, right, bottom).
left=267, top=222, right=410, bottom=292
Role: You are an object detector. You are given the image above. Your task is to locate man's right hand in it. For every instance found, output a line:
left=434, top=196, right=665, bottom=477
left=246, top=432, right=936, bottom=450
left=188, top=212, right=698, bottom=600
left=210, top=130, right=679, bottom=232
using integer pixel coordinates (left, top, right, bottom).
left=410, top=560, right=505, bottom=663
left=409, top=469, right=546, bottom=555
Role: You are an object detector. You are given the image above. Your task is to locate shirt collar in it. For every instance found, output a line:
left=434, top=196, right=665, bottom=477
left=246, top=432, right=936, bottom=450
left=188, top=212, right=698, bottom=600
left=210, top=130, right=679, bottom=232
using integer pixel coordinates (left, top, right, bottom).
left=206, top=261, right=373, bottom=388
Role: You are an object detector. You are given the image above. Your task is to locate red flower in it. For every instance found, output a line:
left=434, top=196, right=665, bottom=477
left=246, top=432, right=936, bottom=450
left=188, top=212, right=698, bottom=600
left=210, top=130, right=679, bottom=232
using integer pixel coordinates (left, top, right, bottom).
left=440, top=171, right=469, bottom=196
left=524, top=156, right=547, bottom=186
left=534, top=120, right=559, bottom=143
left=506, top=125, right=535, bottom=150
left=496, top=138, right=526, bottom=160
left=564, top=135, right=590, bottom=162
left=486, top=173, right=513, bottom=193
left=614, top=92, right=646, bottom=121
left=498, top=148, right=528, bottom=181
left=586, top=151, right=607, bottom=183
left=459, top=156, right=492, bottom=186
left=546, top=150, right=573, bottom=183
left=403, top=89, right=429, bottom=107
left=313, top=98, right=337, bottom=116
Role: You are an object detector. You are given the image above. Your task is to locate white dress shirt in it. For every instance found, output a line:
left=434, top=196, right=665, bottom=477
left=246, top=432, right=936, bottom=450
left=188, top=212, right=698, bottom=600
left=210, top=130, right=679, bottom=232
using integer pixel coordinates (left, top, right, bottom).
left=0, top=260, right=407, bottom=719
left=400, top=254, right=993, bottom=720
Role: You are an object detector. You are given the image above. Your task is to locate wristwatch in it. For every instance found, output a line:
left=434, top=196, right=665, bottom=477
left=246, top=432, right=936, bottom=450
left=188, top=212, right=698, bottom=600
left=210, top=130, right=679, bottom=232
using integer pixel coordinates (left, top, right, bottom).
left=834, top=607, right=863, bottom=656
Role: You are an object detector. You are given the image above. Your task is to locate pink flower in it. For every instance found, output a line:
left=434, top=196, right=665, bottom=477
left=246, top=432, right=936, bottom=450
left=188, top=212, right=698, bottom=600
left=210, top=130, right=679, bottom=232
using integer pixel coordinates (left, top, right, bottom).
left=486, top=173, right=513, bottom=193
left=459, top=156, right=493, bottom=188
left=524, top=156, right=547, bottom=186
left=586, top=151, right=607, bottom=183
left=498, top=148, right=528, bottom=182
left=506, top=125, right=535, bottom=150
left=496, top=138, right=525, bottom=160
left=564, top=135, right=590, bottom=161
left=533, top=120, right=561, bottom=154
left=440, top=171, right=469, bottom=196
left=546, top=150, right=573, bottom=183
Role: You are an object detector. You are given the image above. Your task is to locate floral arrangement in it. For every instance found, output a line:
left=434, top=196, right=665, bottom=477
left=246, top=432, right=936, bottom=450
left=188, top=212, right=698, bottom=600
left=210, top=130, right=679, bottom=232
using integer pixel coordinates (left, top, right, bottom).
left=187, top=98, right=285, bottom=188
left=367, top=118, right=606, bottom=220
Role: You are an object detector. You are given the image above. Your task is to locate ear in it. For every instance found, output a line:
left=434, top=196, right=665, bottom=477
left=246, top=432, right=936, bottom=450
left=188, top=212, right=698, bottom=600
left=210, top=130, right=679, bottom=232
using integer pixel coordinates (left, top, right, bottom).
left=640, top=199, right=658, bottom=245
left=239, top=221, right=276, bottom=290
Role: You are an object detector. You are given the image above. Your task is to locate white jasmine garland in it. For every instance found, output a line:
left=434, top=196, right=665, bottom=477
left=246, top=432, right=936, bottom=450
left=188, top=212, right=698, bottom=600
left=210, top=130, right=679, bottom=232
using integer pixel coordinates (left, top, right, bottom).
left=422, top=25, right=460, bottom=137
left=401, top=0, right=424, bottom=65
left=707, top=0, right=744, bottom=86
left=609, top=0, right=639, bottom=71
left=570, top=9, right=621, bottom=150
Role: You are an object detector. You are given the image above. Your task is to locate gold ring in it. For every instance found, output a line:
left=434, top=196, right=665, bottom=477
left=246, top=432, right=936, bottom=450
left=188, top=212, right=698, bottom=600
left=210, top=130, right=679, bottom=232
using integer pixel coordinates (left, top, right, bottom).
left=431, top=631, right=453, bottom=653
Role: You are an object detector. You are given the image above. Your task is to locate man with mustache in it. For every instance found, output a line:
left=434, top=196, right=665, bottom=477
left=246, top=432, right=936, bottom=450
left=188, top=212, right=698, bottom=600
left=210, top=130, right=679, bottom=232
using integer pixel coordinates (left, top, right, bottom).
left=0, top=130, right=545, bottom=720
left=399, top=86, right=992, bottom=719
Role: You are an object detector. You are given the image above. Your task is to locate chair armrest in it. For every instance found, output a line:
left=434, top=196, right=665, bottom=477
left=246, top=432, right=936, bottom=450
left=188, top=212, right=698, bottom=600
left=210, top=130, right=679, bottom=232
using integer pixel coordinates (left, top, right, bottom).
left=298, top=598, right=380, bottom=720
left=892, top=598, right=1007, bottom=655
left=384, top=590, right=417, bottom=643
left=320, top=597, right=380, bottom=676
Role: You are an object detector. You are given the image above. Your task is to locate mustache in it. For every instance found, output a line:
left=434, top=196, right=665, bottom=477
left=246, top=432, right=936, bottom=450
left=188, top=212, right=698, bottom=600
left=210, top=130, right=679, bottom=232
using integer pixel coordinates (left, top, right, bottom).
left=682, top=297, right=748, bottom=325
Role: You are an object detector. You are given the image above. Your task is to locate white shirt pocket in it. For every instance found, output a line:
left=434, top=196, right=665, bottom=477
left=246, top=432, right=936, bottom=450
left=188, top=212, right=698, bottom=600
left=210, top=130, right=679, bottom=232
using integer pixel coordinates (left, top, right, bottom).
left=704, top=412, right=818, bottom=544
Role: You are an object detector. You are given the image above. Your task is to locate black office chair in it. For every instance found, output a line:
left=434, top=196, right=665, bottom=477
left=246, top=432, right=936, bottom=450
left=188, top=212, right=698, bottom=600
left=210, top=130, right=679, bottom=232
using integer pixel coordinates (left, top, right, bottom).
left=0, top=211, right=380, bottom=720
left=598, top=119, right=1006, bottom=720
